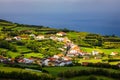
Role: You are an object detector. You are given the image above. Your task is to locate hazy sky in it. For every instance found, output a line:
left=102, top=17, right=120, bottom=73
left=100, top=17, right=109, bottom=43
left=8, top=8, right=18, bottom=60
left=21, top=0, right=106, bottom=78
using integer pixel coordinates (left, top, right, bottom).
left=0, top=0, right=120, bottom=35
left=0, top=0, right=120, bottom=14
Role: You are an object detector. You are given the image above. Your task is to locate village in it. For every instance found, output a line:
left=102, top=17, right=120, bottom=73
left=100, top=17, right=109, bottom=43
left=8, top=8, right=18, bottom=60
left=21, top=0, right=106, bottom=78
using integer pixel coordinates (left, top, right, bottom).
left=0, top=31, right=120, bottom=68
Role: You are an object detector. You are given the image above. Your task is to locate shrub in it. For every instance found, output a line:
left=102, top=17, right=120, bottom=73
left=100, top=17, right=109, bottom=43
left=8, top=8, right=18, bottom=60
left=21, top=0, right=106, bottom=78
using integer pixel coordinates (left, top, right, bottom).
left=88, top=75, right=97, bottom=80
left=0, top=71, right=54, bottom=80
left=58, top=69, right=120, bottom=79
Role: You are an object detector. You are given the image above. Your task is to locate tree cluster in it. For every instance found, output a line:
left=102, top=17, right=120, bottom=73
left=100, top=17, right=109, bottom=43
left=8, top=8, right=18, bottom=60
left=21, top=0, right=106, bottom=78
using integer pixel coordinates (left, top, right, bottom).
left=0, top=40, right=17, bottom=52
left=0, top=71, right=54, bottom=80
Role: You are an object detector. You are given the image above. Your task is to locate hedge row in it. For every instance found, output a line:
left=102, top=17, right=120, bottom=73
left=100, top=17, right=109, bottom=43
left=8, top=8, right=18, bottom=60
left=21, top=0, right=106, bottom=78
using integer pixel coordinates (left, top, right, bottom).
left=4, top=63, right=49, bottom=73
left=0, top=71, right=54, bottom=80
left=86, top=63, right=120, bottom=70
left=58, top=69, right=120, bottom=79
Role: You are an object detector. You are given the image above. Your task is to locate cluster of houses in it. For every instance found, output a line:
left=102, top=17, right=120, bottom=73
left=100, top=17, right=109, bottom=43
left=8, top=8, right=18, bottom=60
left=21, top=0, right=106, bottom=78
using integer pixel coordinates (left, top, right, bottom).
left=5, top=34, right=45, bottom=41
left=2, top=31, right=120, bottom=67
left=0, top=54, right=73, bottom=67
left=5, top=32, right=67, bottom=41
left=43, top=54, right=72, bottom=66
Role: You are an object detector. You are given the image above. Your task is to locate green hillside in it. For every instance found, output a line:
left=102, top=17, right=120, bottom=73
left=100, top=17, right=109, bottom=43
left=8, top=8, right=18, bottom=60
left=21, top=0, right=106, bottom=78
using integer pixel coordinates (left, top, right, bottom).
left=0, top=19, right=120, bottom=80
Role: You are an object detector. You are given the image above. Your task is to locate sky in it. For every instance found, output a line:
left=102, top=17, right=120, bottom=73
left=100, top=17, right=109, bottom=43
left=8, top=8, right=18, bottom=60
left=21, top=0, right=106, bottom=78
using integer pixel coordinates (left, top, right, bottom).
left=0, top=0, right=120, bottom=35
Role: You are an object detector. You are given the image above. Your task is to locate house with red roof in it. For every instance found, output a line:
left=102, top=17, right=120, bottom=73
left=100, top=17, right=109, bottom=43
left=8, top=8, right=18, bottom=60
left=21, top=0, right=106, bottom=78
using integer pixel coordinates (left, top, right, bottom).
left=56, top=32, right=66, bottom=36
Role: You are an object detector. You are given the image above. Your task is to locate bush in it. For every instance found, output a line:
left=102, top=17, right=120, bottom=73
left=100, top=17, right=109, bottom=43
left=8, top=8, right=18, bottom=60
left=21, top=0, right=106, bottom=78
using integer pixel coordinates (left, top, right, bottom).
left=86, top=63, right=120, bottom=70
left=58, top=69, right=120, bottom=79
left=0, top=71, right=54, bottom=80
left=0, top=40, right=17, bottom=52
left=88, top=75, right=97, bottom=80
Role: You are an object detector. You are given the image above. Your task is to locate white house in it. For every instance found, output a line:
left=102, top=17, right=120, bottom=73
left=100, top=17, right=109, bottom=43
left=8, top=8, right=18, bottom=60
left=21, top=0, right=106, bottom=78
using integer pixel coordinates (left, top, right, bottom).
left=35, top=35, right=45, bottom=40
left=92, top=50, right=99, bottom=55
left=56, top=32, right=66, bottom=36
left=53, top=55, right=60, bottom=59
left=29, top=34, right=36, bottom=38
left=57, top=38, right=64, bottom=42
left=110, top=52, right=118, bottom=56
left=59, top=62, right=66, bottom=66
left=5, top=37, right=12, bottom=41
left=23, top=58, right=34, bottom=64
left=43, top=59, right=50, bottom=66
left=13, top=36, right=21, bottom=40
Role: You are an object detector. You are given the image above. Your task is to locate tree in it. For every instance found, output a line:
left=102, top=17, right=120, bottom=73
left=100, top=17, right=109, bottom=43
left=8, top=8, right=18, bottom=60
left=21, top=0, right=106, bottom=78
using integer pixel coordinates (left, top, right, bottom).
left=0, top=40, right=17, bottom=52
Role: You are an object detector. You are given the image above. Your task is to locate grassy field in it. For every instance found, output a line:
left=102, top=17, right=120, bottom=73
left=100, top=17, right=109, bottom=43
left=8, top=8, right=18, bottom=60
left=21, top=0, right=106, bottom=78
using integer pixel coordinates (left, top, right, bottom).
left=0, top=44, right=44, bottom=58
left=12, top=27, right=36, bottom=31
left=81, top=47, right=120, bottom=55
left=0, top=67, right=42, bottom=75
left=79, top=59, right=102, bottom=63
left=65, top=76, right=115, bottom=80
left=6, top=50, right=44, bottom=58
left=17, top=46, right=32, bottom=52
left=24, top=53, right=44, bottom=58
left=67, top=32, right=88, bottom=38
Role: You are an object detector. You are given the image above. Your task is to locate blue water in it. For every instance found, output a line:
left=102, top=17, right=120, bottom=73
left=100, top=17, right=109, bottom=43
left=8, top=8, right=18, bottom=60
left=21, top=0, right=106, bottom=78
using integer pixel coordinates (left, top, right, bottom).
left=0, top=0, right=120, bottom=36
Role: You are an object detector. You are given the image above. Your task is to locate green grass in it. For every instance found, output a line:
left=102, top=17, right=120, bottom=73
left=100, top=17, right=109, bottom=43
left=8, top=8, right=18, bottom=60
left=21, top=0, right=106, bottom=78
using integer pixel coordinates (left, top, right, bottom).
left=67, top=32, right=79, bottom=38
left=79, top=59, right=102, bottom=63
left=65, top=76, right=115, bottom=80
left=0, top=67, right=42, bottom=75
left=0, top=63, right=5, bottom=67
left=79, top=47, right=120, bottom=65
left=81, top=47, right=120, bottom=55
left=24, top=53, right=44, bottom=58
left=12, top=27, right=36, bottom=31
left=6, top=50, right=44, bottom=58
left=17, top=46, right=32, bottom=53
left=109, top=62, right=120, bottom=65
left=67, top=32, right=88, bottom=38
left=6, top=51, right=21, bottom=58
left=0, top=48, right=20, bottom=58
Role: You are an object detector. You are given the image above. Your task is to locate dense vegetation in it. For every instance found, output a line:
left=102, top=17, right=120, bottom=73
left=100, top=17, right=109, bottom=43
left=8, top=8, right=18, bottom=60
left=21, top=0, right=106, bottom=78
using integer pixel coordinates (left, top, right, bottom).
left=0, top=67, right=54, bottom=80
left=0, top=19, right=120, bottom=80
left=42, top=66, right=120, bottom=80
left=58, top=69, right=120, bottom=80
left=67, top=32, right=120, bottom=49
left=0, top=66, right=119, bottom=80
left=0, top=19, right=67, bottom=58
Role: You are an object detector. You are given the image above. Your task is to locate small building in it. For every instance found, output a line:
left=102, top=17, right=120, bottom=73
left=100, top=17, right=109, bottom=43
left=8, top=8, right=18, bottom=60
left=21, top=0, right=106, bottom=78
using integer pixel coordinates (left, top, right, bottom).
left=62, top=56, right=72, bottom=61
left=92, top=50, right=99, bottom=55
left=59, top=62, right=66, bottom=66
left=110, top=52, right=118, bottom=56
left=53, top=53, right=64, bottom=59
left=29, top=34, right=36, bottom=39
left=57, top=38, right=64, bottom=42
left=56, top=32, right=66, bottom=36
left=35, top=35, right=45, bottom=40
left=63, top=37, right=71, bottom=43
left=5, top=37, right=12, bottom=41
left=117, top=63, right=120, bottom=68
left=13, top=36, right=21, bottom=40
